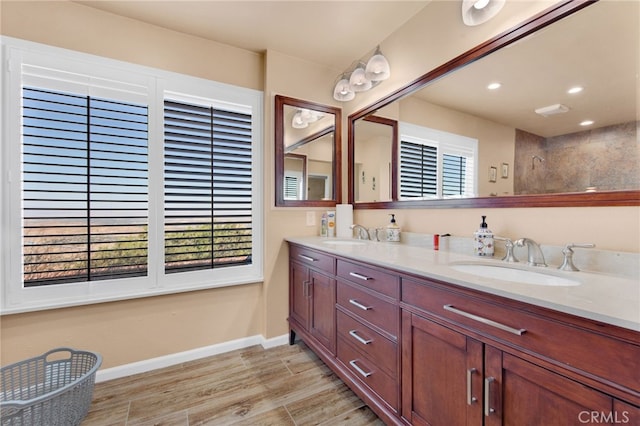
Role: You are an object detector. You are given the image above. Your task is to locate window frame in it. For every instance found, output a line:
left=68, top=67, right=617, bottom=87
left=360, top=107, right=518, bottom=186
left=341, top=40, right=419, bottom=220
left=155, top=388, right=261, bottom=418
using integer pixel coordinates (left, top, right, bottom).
left=1, top=37, right=263, bottom=314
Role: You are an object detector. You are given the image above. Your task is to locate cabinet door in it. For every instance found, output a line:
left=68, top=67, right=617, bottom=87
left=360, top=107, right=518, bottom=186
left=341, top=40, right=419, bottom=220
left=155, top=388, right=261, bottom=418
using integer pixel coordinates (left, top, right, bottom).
left=289, top=261, right=310, bottom=330
left=614, top=400, right=639, bottom=426
left=489, top=352, right=614, bottom=426
left=402, top=311, right=482, bottom=426
left=309, top=270, right=336, bottom=353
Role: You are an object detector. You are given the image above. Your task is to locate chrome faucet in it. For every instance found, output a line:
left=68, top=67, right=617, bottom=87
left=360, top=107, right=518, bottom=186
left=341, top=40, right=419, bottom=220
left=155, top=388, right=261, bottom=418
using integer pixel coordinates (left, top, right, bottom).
left=495, top=237, right=518, bottom=263
left=514, top=238, right=547, bottom=267
left=558, top=243, right=595, bottom=271
left=350, top=224, right=369, bottom=240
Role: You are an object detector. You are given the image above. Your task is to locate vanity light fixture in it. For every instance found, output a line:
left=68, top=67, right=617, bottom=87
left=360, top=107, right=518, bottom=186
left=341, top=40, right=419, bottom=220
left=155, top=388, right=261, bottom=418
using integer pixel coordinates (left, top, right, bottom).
left=462, top=0, right=506, bottom=26
left=333, top=46, right=391, bottom=102
left=291, top=108, right=324, bottom=129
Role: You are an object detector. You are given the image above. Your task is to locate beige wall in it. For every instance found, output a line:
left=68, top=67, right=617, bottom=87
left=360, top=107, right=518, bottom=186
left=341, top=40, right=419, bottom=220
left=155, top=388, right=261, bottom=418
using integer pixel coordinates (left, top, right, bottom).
left=2, top=0, right=638, bottom=371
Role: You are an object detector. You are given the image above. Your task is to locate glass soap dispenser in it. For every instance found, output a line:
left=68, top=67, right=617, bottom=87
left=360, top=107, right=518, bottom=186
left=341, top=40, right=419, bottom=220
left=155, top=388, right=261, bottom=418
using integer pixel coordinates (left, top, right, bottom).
left=474, top=215, right=494, bottom=256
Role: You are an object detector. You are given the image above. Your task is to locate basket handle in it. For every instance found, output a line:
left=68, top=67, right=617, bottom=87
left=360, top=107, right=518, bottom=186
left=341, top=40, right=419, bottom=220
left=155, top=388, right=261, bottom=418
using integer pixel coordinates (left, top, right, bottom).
left=44, top=347, right=76, bottom=363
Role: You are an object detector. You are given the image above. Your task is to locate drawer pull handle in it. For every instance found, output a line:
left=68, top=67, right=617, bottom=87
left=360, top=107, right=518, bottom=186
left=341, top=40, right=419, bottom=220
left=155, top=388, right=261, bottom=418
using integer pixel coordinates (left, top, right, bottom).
left=467, top=368, right=477, bottom=405
left=349, top=299, right=372, bottom=311
left=349, top=360, right=372, bottom=378
left=298, top=254, right=316, bottom=262
left=349, top=330, right=372, bottom=345
left=349, top=272, right=372, bottom=281
left=443, top=304, right=527, bottom=336
left=484, top=377, right=496, bottom=416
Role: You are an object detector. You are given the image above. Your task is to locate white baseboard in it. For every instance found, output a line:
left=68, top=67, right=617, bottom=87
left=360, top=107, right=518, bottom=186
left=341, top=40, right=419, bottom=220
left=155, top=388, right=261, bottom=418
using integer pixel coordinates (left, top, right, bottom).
left=261, top=333, right=290, bottom=349
left=95, top=333, right=288, bottom=383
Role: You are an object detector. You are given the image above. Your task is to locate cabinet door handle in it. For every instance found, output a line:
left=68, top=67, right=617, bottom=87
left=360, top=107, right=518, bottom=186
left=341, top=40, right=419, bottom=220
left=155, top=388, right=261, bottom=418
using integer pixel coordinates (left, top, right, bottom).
left=349, top=299, right=372, bottom=311
left=349, top=330, right=372, bottom=345
left=484, top=377, right=496, bottom=416
left=349, top=272, right=372, bottom=281
left=298, top=254, right=316, bottom=262
left=467, top=368, right=477, bottom=405
left=349, top=360, right=372, bottom=378
left=303, top=280, right=311, bottom=298
left=443, top=304, right=527, bottom=336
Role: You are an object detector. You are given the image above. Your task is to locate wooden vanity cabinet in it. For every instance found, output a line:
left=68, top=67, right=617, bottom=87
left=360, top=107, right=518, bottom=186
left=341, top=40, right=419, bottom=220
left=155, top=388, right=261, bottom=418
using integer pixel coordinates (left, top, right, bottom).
left=288, top=242, right=640, bottom=425
left=402, top=312, right=619, bottom=425
left=288, top=245, right=336, bottom=354
left=335, top=259, right=401, bottom=413
left=401, top=276, right=640, bottom=425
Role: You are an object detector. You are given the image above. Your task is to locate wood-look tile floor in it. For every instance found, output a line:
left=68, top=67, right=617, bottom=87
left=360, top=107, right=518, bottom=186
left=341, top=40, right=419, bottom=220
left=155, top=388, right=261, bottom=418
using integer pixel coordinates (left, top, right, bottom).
left=83, top=341, right=385, bottom=426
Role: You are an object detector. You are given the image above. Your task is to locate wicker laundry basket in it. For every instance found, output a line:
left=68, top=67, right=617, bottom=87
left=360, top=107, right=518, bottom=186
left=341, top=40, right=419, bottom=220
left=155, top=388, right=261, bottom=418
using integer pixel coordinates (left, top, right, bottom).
left=1, top=347, right=102, bottom=426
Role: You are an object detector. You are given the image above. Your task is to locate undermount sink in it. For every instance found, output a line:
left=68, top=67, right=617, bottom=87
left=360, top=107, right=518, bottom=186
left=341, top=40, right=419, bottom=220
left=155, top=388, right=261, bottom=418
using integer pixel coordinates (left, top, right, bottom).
left=450, top=263, right=580, bottom=287
left=321, top=239, right=366, bottom=246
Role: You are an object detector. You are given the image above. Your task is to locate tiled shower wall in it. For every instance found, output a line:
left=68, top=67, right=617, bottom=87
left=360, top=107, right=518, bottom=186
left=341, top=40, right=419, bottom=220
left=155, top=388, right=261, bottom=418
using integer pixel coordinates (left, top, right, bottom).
left=514, top=121, right=639, bottom=194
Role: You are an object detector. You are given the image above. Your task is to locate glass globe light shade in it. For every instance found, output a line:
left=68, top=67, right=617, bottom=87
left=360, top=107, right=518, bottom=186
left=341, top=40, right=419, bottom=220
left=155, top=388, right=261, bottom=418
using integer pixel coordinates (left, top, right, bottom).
left=333, top=76, right=355, bottom=101
left=349, top=64, right=372, bottom=92
left=365, top=48, right=391, bottom=81
left=291, top=110, right=308, bottom=129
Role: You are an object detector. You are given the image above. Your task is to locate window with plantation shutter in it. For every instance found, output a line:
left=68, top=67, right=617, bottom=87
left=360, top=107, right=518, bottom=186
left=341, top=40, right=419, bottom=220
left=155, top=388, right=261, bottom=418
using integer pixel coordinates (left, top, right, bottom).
left=400, top=141, right=437, bottom=198
left=399, top=122, right=478, bottom=199
left=2, top=37, right=263, bottom=313
left=22, top=87, right=149, bottom=286
left=164, top=100, right=253, bottom=273
left=284, top=175, right=300, bottom=199
left=443, top=154, right=468, bottom=196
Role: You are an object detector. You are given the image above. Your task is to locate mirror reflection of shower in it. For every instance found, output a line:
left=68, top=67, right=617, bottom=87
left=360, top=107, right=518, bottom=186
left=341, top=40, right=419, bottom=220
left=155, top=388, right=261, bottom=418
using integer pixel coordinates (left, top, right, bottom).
left=532, top=155, right=545, bottom=169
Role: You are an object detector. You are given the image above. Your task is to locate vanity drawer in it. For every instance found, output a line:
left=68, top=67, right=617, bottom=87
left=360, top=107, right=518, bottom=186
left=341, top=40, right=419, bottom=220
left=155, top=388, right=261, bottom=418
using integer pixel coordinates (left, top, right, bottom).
left=290, top=244, right=335, bottom=274
left=337, top=310, right=397, bottom=377
left=337, top=281, right=399, bottom=339
left=402, top=278, right=640, bottom=395
left=337, top=259, right=399, bottom=299
left=337, top=335, right=398, bottom=411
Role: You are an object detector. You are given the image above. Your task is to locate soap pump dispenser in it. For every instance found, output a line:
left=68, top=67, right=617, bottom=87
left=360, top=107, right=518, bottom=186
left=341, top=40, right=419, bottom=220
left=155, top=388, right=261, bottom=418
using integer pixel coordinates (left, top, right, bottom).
left=386, top=214, right=401, bottom=242
left=474, top=215, right=494, bottom=256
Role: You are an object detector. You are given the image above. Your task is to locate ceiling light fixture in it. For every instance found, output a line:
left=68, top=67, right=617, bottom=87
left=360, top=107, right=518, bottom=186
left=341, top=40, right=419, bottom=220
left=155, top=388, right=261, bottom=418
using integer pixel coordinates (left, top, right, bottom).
left=487, top=82, right=501, bottom=90
left=462, top=0, right=506, bottom=26
left=580, top=120, right=594, bottom=126
left=333, top=46, right=391, bottom=102
left=568, top=86, right=583, bottom=94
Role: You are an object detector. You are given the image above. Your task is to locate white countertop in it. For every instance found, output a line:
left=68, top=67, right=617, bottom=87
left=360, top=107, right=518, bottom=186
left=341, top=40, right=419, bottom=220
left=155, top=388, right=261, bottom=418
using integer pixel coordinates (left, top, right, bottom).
left=286, top=236, right=640, bottom=332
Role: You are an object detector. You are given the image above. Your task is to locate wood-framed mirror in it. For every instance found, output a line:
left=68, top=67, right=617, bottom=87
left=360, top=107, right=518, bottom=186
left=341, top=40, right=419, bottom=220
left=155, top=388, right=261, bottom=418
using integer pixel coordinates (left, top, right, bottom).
left=275, top=95, right=342, bottom=207
left=348, top=0, right=640, bottom=209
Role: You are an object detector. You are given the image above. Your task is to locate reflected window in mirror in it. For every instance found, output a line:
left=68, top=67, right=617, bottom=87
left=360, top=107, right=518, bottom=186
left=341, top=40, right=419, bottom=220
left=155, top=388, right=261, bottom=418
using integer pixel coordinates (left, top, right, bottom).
left=398, top=123, right=477, bottom=200
left=275, top=95, right=341, bottom=207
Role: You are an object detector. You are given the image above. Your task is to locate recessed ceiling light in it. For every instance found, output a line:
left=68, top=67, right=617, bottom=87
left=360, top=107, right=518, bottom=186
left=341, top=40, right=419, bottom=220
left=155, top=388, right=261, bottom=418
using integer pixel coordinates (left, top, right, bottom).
left=487, top=82, right=501, bottom=90
left=580, top=120, right=594, bottom=126
left=568, top=86, right=583, bottom=94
